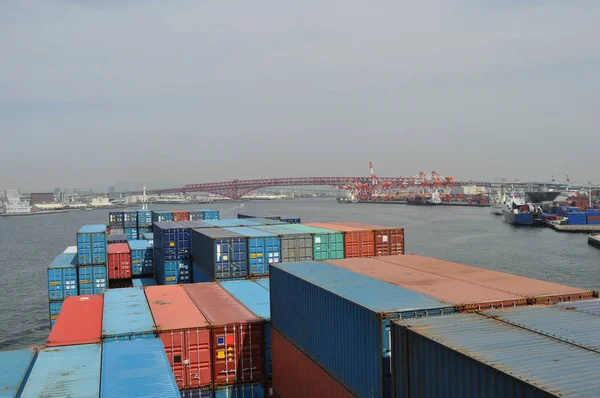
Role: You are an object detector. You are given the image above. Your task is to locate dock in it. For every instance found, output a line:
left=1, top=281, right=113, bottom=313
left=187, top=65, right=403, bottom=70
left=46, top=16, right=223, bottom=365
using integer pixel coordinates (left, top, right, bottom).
left=542, top=221, right=600, bottom=233
left=589, top=234, right=600, bottom=248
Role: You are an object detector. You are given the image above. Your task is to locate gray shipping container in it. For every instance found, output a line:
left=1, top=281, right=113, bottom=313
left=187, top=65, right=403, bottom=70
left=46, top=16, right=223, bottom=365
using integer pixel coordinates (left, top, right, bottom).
left=254, top=225, right=313, bottom=262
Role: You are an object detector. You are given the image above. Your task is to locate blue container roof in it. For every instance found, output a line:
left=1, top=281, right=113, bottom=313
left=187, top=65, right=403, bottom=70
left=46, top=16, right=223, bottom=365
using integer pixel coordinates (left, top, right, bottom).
left=224, top=227, right=277, bottom=238
left=192, top=228, right=243, bottom=239
left=153, top=221, right=186, bottom=230
left=132, top=278, right=158, bottom=288
left=153, top=210, right=172, bottom=214
left=49, top=253, right=77, bottom=269
left=78, top=224, right=107, bottom=234
left=274, top=262, right=452, bottom=313
left=142, top=233, right=154, bottom=239
left=102, top=288, right=156, bottom=337
left=253, top=225, right=308, bottom=236
left=0, top=349, right=36, bottom=398
left=136, top=209, right=152, bottom=213
left=219, top=280, right=270, bottom=320
left=128, top=240, right=152, bottom=251
left=396, top=314, right=600, bottom=396
left=178, top=221, right=211, bottom=228
left=221, top=218, right=262, bottom=226
left=254, top=278, right=270, bottom=291
left=101, top=339, right=179, bottom=398
left=21, top=344, right=101, bottom=398
left=201, top=219, right=238, bottom=227
left=557, top=298, right=600, bottom=316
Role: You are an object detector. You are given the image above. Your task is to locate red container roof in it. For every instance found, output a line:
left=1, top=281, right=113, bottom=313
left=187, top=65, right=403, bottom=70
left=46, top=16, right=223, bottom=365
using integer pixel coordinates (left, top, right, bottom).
left=145, top=285, right=210, bottom=331
left=46, top=295, right=103, bottom=347
left=184, top=283, right=260, bottom=325
left=107, top=243, right=130, bottom=253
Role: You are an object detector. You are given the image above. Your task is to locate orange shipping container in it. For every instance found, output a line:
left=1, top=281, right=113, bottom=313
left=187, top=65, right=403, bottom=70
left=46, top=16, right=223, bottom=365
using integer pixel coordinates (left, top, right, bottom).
left=331, top=222, right=404, bottom=255
left=46, top=295, right=103, bottom=347
left=305, top=222, right=375, bottom=258
left=145, top=285, right=211, bottom=389
left=171, top=210, right=190, bottom=222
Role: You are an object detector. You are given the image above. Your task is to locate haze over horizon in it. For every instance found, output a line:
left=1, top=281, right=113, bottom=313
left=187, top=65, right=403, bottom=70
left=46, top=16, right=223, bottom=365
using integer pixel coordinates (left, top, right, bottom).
left=1, top=1, right=599, bottom=192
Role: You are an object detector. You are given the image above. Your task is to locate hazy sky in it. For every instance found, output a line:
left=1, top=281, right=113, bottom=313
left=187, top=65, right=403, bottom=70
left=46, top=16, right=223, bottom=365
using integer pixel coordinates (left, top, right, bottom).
left=1, top=1, right=599, bottom=192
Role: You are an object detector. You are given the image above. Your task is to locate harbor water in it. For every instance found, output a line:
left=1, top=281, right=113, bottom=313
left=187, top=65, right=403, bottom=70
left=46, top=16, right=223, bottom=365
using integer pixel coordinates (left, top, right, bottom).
left=1, top=198, right=598, bottom=351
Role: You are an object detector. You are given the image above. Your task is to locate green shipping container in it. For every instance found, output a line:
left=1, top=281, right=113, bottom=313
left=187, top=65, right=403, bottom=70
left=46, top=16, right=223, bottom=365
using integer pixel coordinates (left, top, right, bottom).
left=278, top=224, right=344, bottom=260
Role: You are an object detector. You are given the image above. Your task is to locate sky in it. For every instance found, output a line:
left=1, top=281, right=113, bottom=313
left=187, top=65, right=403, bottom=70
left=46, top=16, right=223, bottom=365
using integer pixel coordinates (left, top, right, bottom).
left=1, top=0, right=599, bottom=192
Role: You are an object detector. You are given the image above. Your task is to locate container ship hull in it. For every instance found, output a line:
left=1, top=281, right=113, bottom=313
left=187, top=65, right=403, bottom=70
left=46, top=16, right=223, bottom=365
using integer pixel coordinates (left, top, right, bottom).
left=502, top=208, right=534, bottom=225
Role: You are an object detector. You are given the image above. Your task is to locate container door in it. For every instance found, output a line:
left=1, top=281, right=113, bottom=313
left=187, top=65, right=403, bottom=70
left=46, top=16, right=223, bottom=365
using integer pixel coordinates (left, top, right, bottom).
left=281, top=235, right=294, bottom=262
left=93, top=265, right=107, bottom=294
left=266, top=237, right=280, bottom=266
left=237, top=322, right=264, bottom=383
left=215, top=239, right=230, bottom=279
left=131, top=249, right=142, bottom=275
left=328, top=233, right=345, bottom=260
left=65, top=268, right=78, bottom=297
left=92, top=232, right=107, bottom=263
left=232, top=238, right=247, bottom=278
left=178, top=260, right=191, bottom=284
left=360, top=231, right=375, bottom=257
left=186, top=328, right=212, bottom=389
left=388, top=229, right=404, bottom=255
left=143, top=249, right=154, bottom=275
left=313, top=233, right=328, bottom=260
left=298, top=234, right=313, bottom=261
left=344, top=232, right=359, bottom=258
left=47, top=269, right=63, bottom=300
left=160, top=330, right=186, bottom=389
left=248, top=237, right=266, bottom=277
left=212, top=323, right=264, bottom=386
left=77, top=234, right=91, bottom=264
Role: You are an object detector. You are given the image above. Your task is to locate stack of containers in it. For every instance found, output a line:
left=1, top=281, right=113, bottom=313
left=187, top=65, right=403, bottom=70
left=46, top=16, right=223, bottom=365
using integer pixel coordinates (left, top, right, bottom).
left=108, top=211, right=124, bottom=235
left=46, top=295, right=103, bottom=348
left=278, top=224, right=345, bottom=260
left=144, top=285, right=212, bottom=391
left=123, top=211, right=139, bottom=240
left=128, top=239, right=154, bottom=278
left=183, top=283, right=265, bottom=394
left=254, top=225, right=313, bottom=263
left=221, top=218, right=263, bottom=227
left=76, top=225, right=108, bottom=296
left=137, top=209, right=153, bottom=237
left=199, top=209, right=220, bottom=220
left=107, top=242, right=132, bottom=288
left=306, top=222, right=375, bottom=258
left=0, top=349, right=38, bottom=398
left=153, top=222, right=191, bottom=284
left=331, top=222, right=405, bottom=255
left=280, top=217, right=301, bottom=224
left=568, top=212, right=587, bottom=225
left=102, top=287, right=156, bottom=341
left=201, top=219, right=239, bottom=228
left=190, top=228, right=247, bottom=282
left=224, top=227, right=281, bottom=277
left=171, top=210, right=190, bottom=222
left=587, top=208, right=600, bottom=224
left=47, top=252, right=78, bottom=328
left=152, top=211, right=174, bottom=223
left=268, top=261, right=455, bottom=398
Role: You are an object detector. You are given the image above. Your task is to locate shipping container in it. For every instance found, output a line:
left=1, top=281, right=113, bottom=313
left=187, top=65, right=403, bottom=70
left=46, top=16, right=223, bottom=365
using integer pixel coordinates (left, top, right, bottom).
left=224, top=227, right=281, bottom=277
left=172, top=210, right=190, bottom=222
left=331, top=222, right=405, bottom=255
left=280, top=217, right=301, bottom=224
left=138, top=226, right=153, bottom=236
left=77, top=224, right=107, bottom=265
left=109, top=227, right=124, bottom=235
left=102, top=287, right=156, bottom=341
left=184, top=283, right=265, bottom=386
left=557, top=297, right=600, bottom=315
left=47, top=295, right=103, bottom=347
left=63, top=245, right=77, bottom=253
left=108, top=279, right=133, bottom=289
left=328, top=257, right=528, bottom=311
left=199, top=209, right=220, bottom=220
left=107, top=243, right=132, bottom=280
left=142, top=232, right=154, bottom=244
left=219, top=280, right=272, bottom=378
left=254, top=225, right=313, bottom=263
left=78, top=265, right=107, bottom=295
left=47, top=252, right=78, bottom=301
left=201, top=219, right=239, bottom=228
left=132, top=277, right=157, bottom=287
left=0, top=349, right=37, bottom=398
left=154, top=222, right=191, bottom=260
left=155, top=250, right=191, bottom=284
left=180, top=388, right=213, bottom=398
left=124, top=227, right=139, bottom=240
left=389, top=254, right=598, bottom=303
left=123, top=211, right=138, bottom=228
left=307, top=222, right=375, bottom=258
left=129, top=239, right=154, bottom=276
left=392, top=314, right=600, bottom=398
left=188, top=210, right=205, bottom=221
left=101, top=339, right=179, bottom=398
left=238, top=213, right=280, bottom=220
left=278, top=224, right=344, bottom=260
left=270, top=261, right=455, bottom=398
left=137, top=209, right=153, bottom=227
left=109, top=211, right=124, bottom=228
left=107, top=234, right=128, bottom=244
left=254, top=278, right=270, bottom=291
left=20, top=344, right=101, bottom=398
left=49, top=300, right=63, bottom=328
left=191, top=228, right=247, bottom=282
left=569, top=212, right=587, bottom=225
left=248, top=218, right=286, bottom=225
left=220, top=218, right=262, bottom=227
left=179, top=220, right=212, bottom=229
left=214, top=383, right=264, bottom=397
left=152, top=211, right=174, bottom=223
left=272, top=330, right=354, bottom=398
left=145, top=285, right=212, bottom=389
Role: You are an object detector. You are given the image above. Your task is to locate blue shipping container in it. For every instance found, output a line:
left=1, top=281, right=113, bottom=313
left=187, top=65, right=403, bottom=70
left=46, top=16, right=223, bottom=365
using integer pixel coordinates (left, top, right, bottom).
left=77, top=224, right=107, bottom=265
left=138, top=226, right=153, bottom=235
left=132, top=277, right=157, bottom=287
left=124, top=227, right=138, bottom=240
left=153, top=222, right=190, bottom=260
left=101, top=339, right=179, bottom=398
left=190, top=228, right=248, bottom=282
left=78, top=265, right=107, bottom=295
left=180, top=389, right=213, bottom=398
left=0, top=349, right=37, bottom=398
left=392, top=314, right=600, bottom=398
left=199, top=209, right=219, bottom=220
left=129, top=240, right=154, bottom=276
left=123, top=211, right=138, bottom=228
left=558, top=297, right=600, bottom=316
left=108, top=212, right=124, bottom=228
left=280, top=217, right=301, bottom=224
left=220, top=218, right=263, bottom=227
left=255, top=278, right=269, bottom=291
left=152, top=211, right=173, bottom=223
left=142, top=232, right=154, bottom=245
left=569, top=212, right=587, bottom=225
left=21, top=344, right=101, bottom=398
left=219, top=280, right=272, bottom=378
left=225, top=227, right=281, bottom=277
left=155, top=250, right=191, bottom=284
left=102, top=288, right=156, bottom=341
left=201, top=219, right=239, bottom=228
left=214, top=383, right=264, bottom=398
left=270, top=261, right=455, bottom=398
left=49, top=300, right=64, bottom=328
left=137, top=209, right=153, bottom=227
left=47, top=253, right=78, bottom=301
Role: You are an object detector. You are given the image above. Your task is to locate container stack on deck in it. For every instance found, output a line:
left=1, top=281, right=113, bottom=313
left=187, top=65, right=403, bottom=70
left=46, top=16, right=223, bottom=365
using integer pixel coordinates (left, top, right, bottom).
left=76, top=225, right=108, bottom=297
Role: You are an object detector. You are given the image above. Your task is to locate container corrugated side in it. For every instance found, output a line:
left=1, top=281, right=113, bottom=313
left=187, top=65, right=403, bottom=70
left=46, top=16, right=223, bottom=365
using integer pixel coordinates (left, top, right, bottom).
left=129, top=239, right=154, bottom=276
left=102, top=287, right=156, bottom=341
left=332, top=222, right=405, bottom=256
left=254, top=225, right=313, bottom=263
left=107, top=242, right=132, bottom=280
left=47, top=295, right=103, bottom=347
left=77, top=224, right=107, bottom=265
left=153, top=222, right=190, bottom=261
left=392, top=314, right=600, bottom=398
left=0, top=349, right=37, bottom=398
left=124, top=227, right=139, bottom=241
left=137, top=209, right=153, bottom=227
left=199, top=209, right=219, bottom=220
left=277, top=224, right=344, bottom=260
left=21, top=344, right=101, bottom=398
left=109, top=211, right=124, bottom=228
left=479, top=305, right=600, bottom=352
left=123, top=211, right=138, bottom=228
left=101, top=339, right=179, bottom=398
left=49, top=300, right=64, bottom=328
left=190, top=228, right=247, bottom=282
left=152, top=211, right=173, bottom=223
left=180, top=388, right=213, bottom=398
left=154, top=250, right=191, bottom=285
left=47, top=252, right=78, bottom=301
left=272, top=329, right=354, bottom=398
left=306, top=222, right=375, bottom=258
left=557, top=297, right=600, bottom=315
left=270, top=261, right=455, bottom=398
left=214, top=383, right=264, bottom=397
left=77, top=265, right=107, bottom=295
left=224, top=227, right=281, bottom=276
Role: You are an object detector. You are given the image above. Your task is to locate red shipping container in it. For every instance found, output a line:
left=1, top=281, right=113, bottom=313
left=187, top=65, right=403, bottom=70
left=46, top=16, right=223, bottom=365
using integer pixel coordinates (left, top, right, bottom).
left=183, top=283, right=264, bottom=386
left=107, top=243, right=131, bottom=280
left=172, top=210, right=190, bottom=222
left=46, top=295, right=103, bottom=347
left=145, top=285, right=212, bottom=389
left=272, top=329, right=353, bottom=398
left=333, top=222, right=405, bottom=255
left=305, top=222, right=375, bottom=258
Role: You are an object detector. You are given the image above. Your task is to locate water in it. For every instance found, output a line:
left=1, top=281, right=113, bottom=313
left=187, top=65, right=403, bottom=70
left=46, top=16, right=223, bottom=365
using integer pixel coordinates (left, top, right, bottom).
left=1, top=199, right=598, bottom=350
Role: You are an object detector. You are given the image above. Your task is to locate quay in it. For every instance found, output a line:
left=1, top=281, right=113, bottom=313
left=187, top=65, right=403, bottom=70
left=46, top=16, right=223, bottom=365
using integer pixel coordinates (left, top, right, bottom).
left=589, top=234, right=600, bottom=248
left=542, top=220, right=600, bottom=233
